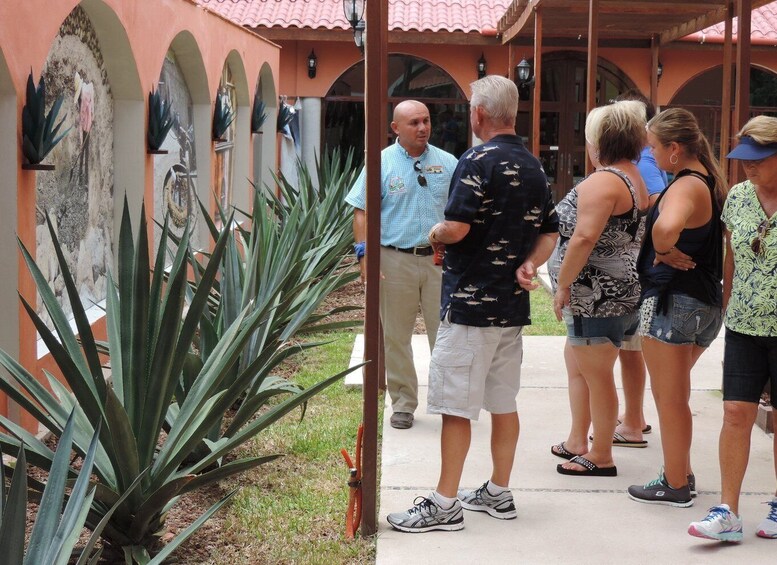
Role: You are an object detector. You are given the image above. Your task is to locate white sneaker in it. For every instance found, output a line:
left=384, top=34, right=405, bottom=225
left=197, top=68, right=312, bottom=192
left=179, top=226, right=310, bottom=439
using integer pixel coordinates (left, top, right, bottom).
left=386, top=495, right=464, bottom=533
left=457, top=482, right=517, bottom=520
left=688, top=504, right=743, bottom=542
left=757, top=497, right=777, bottom=539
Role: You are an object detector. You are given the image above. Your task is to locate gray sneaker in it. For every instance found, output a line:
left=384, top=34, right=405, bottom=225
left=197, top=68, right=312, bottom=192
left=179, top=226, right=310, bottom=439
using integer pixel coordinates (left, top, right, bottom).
left=688, top=473, right=697, bottom=498
left=458, top=482, right=517, bottom=520
left=386, top=495, right=464, bottom=533
left=628, top=472, right=693, bottom=508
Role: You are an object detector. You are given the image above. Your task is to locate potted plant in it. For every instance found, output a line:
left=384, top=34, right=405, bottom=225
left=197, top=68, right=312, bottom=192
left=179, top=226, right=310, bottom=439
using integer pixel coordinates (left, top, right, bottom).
left=250, top=94, right=266, bottom=134
left=147, top=87, right=173, bottom=154
left=21, top=70, right=70, bottom=170
left=276, top=101, right=294, bottom=134
left=212, top=89, right=235, bottom=142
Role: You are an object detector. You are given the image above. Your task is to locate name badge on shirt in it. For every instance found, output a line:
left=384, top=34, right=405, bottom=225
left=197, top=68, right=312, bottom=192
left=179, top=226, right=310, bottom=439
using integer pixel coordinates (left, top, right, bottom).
left=388, top=176, right=406, bottom=194
left=426, top=165, right=443, bottom=174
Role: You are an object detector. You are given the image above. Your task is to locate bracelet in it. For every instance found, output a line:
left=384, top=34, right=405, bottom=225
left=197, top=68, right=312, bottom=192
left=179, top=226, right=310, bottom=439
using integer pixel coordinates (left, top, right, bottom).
left=654, top=246, right=675, bottom=256
left=353, top=241, right=366, bottom=261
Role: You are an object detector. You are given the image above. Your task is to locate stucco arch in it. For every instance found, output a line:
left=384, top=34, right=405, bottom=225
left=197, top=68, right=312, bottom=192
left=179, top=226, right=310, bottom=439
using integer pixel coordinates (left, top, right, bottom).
left=225, top=50, right=250, bottom=107
left=667, top=64, right=777, bottom=156
left=75, top=0, right=145, bottom=251
left=252, top=62, right=278, bottom=195
left=387, top=51, right=468, bottom=102
left=222, top=51, right=250, bottom=211
left=167, top=30, right=211, bottom=245
left=168, top=31, right=210, bottom=105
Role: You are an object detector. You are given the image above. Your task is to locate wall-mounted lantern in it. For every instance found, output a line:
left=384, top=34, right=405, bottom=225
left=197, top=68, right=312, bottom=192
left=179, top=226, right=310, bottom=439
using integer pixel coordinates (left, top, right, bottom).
left=307, top=50, right=318, bottom=79
left=477, top=53, right=487, bottom=79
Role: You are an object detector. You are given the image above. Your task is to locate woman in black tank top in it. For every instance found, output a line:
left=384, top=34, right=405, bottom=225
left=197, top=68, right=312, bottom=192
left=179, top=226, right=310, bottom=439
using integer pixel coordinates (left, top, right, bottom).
left=627, top=109, right=728, bottom=507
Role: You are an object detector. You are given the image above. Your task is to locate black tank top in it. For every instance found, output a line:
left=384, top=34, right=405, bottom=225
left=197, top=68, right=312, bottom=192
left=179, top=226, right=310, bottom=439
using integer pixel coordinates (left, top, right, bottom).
left=637, top=169, right=722, bottom=310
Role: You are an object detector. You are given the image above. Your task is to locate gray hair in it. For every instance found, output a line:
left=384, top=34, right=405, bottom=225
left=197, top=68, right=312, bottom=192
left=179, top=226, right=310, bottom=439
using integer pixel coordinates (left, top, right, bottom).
left=470, top=75, right=519, bottom=126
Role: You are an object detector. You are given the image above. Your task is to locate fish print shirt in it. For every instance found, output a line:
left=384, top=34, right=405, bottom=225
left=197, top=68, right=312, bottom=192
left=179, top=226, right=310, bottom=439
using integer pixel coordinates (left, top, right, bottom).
left=441, top=134, right=558, bottom=327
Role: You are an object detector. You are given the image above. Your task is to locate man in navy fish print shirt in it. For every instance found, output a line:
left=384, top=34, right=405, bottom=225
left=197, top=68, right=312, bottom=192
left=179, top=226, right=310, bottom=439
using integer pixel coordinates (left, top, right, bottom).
left=387, top=75, right=558, bottom=533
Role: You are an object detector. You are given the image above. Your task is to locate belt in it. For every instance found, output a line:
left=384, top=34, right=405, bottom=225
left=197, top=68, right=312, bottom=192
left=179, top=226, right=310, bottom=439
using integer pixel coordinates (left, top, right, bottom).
left=382, top=244, right=434, bottom=257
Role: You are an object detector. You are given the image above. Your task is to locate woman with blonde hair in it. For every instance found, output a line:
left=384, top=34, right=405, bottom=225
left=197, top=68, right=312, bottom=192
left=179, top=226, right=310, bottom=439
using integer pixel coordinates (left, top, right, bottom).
left=688, top=115, right=777, bottom=542
left=551, top=100, right=649, bottom=476
left=628, top=108, right=727, bottom=507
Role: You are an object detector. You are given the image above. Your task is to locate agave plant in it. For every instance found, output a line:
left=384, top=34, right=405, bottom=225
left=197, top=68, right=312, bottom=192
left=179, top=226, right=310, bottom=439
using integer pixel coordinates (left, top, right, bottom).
left=212, top=89, right=235, bottom=141
left=146, top=88, right=174, bottom=152
left=165, top=149, right=362, bottom=458
left=250, top=95, right=267, bottom=134
left=276, top=102, right=294, bottom=133
left=0, top=197, right=361, bottom=563
left=21, top=70, right=71, bottom=167
left=0, top=412, right=134, bottom=565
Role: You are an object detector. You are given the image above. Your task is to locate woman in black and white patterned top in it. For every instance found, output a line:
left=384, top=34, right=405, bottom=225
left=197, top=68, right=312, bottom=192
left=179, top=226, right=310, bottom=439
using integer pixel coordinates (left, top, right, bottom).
left=549, top=100, right=649, bottom=478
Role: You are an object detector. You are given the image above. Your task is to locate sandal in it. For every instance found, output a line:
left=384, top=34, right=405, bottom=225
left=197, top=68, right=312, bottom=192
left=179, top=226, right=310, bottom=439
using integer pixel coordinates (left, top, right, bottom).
left=611, top=431, right=647, bottom=448
left=550, top=441, right=582, bottom=461
left=557, top=455, right=617, bottom=477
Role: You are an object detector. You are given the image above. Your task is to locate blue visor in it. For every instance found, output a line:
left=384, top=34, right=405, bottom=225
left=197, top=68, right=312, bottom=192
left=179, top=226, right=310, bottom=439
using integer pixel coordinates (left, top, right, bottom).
left=727, top=135, right=777, bottom=160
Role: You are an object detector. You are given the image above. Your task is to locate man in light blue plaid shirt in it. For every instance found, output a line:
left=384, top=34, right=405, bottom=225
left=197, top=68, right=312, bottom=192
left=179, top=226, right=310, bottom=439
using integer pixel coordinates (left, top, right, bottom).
left=345, top=100, right=457, bottom=429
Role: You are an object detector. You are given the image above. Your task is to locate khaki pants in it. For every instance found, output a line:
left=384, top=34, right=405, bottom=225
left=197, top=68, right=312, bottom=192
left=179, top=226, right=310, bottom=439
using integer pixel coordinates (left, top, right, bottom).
left=379, top=247, right=442, bottom=414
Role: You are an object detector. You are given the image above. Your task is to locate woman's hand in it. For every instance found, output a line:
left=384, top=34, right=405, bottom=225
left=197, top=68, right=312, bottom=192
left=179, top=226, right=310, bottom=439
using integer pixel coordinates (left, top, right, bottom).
left=653, top=246, right=696, bottom=270
left=553, top=286, right=571, bottom=321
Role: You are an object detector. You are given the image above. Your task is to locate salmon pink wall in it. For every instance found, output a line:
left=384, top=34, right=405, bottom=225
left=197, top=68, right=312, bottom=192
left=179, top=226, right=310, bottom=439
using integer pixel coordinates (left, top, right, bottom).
left=0, top=0, right=279, bottom=431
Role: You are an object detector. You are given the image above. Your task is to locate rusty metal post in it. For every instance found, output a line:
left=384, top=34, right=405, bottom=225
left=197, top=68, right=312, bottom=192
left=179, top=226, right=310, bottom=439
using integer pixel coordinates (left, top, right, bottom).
left=360, top=0, right=388, bottom=538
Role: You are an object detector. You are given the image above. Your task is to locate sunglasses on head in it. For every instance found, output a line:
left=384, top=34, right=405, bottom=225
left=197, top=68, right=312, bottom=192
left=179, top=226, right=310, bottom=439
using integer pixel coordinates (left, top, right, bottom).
left=751, top=219, right=770, bottom=255
left=414, top=160, right=427, bottom=187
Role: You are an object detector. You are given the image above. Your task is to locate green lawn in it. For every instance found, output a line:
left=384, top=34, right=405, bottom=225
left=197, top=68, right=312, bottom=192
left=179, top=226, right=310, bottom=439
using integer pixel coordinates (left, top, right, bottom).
left=204, top=286, right=561, bottom=564
left=210, top=332, right=376, bottom=565
left=525, top=286, right=566, bottom=336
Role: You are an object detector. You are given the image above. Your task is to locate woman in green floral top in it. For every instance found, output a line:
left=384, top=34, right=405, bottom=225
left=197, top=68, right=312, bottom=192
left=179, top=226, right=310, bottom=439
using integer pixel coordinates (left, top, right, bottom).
left=688, top=115, right=777, bottom=543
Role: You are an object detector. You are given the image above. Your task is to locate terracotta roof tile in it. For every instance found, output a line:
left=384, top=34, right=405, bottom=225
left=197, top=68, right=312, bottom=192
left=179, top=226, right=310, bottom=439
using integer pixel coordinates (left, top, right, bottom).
left=685, top=1, right=777, bottom=44
left=195, top=0, right=512, bottom=33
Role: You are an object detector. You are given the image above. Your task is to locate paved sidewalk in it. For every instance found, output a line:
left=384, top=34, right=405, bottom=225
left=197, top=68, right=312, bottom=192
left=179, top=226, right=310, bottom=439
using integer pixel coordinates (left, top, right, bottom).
left=351, top=333, right=776, bottom=564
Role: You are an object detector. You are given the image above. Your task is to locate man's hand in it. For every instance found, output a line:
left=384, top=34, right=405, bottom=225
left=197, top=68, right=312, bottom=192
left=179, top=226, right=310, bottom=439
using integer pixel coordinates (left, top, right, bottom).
left=428, top=223, right=444, bottom=254
left=516, top=260, right=540, bottom=290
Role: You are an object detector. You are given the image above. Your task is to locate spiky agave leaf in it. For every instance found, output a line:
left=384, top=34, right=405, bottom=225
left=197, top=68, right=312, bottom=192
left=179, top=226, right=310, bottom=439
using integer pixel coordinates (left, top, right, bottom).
left=21, top=70, right=71, bottom=165
left=250, top=95, right=266, bottom=133
left=212, top=90, right=235, bottom=140
left=147, top=88, right=174, bottom=151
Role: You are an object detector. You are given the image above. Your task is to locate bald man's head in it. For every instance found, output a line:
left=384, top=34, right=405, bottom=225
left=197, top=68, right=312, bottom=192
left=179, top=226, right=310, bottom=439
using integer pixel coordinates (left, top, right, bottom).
left=391, top=100, right=431, bottom=158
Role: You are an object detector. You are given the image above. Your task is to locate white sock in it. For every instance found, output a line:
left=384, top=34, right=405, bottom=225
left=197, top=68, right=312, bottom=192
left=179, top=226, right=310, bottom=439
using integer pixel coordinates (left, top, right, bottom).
left=432, top=491, right=456, bottom=509
left=486, top=480, right=509, bottom=496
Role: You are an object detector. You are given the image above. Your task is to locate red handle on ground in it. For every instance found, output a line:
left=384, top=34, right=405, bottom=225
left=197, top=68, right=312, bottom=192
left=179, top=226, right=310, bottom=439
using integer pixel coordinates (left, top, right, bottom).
left=341, top=423, right=364, bottom=539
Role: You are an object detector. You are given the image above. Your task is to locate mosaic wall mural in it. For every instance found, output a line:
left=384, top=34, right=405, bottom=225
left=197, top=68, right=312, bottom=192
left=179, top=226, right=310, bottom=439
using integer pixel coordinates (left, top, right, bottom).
left=153, top=51, right=203, bottom=256
left=36, top=6, right=114, bottom=325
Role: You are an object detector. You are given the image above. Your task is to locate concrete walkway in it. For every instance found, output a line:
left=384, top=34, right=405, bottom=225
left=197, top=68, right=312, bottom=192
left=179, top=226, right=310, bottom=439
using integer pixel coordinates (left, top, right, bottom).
left=349, top=333, right=776, bottom=564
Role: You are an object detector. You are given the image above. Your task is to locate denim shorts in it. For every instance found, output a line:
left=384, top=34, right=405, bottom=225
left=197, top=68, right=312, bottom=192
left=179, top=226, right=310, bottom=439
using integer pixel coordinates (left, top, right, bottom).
left=723, top=328, right=777, bottom=407
left=639, top=294, right=722, bottom=347
left=563, top=309, right=639, bottom=348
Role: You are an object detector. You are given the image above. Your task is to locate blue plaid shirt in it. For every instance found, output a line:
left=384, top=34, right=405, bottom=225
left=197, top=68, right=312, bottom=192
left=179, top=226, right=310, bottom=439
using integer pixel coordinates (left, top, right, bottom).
left=442, top=134, right=558, bottom=327
left=345, top=141, right=458, bottom=248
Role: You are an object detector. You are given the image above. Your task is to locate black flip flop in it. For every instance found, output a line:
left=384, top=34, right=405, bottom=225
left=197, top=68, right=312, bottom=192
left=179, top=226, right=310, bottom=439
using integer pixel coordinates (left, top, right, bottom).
left=550, top=441, right=581, bottom=461
left=617, top=420, right=652, bottom=434
left=612, top=431, right=648, bottom=448
left=557, top=455, right=617, bottom=477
